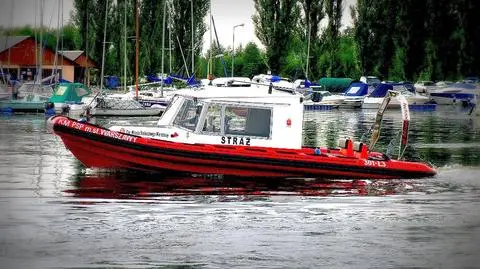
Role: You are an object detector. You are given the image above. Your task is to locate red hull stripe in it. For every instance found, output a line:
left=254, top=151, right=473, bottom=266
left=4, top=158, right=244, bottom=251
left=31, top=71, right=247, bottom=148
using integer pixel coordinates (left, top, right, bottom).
left=54, top=124, right=435, bottom=178
left=61, top=132, right=386, bottom=178
left=54, top=123, right=436, bottom=179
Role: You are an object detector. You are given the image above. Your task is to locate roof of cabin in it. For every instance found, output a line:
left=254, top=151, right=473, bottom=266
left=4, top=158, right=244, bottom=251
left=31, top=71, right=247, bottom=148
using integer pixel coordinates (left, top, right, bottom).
left=0, top=36, right=30, bottom=53
left=58, top=50, right=84, bottom=61
left=173, top=86, right=303, bottom=105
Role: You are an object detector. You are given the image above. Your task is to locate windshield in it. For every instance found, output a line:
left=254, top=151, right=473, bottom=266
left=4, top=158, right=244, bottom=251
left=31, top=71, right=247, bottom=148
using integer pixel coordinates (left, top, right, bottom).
left=367, top=77, right=381, bottom=85
left=173, top=99, right=204, bottom=131
left=54, top=85, right=68, bottom=96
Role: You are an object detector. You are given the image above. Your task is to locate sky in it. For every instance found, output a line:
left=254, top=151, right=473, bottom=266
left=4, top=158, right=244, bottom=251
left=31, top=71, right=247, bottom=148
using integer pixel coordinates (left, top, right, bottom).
left=0, top=0, right=74, bottom=29
left=206, top=0, right=356, bottom=51
left=0, top=0, right=357, bottom=52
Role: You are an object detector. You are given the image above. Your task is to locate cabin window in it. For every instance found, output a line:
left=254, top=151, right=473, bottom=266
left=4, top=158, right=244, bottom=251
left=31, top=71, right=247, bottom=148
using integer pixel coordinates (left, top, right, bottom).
left=173, top=99, right=203, bottom=131
left=55, top=85, right=69, bottom=96
left=346, top=86, right=361, bottom=95
left=201, top=104, right=222, bottom=133
left=224, top=106, right=271, bottom=138
left=74, top=86, right=89, bottom=97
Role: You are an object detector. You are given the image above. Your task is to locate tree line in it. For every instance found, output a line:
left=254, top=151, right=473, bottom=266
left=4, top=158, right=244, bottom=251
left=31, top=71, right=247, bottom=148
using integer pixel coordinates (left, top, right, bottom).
left=1, top=0, right=478, bottom=84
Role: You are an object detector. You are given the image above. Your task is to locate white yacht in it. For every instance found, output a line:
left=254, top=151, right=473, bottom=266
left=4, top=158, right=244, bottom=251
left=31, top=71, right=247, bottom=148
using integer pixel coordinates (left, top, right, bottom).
left=363, top=83, right=430, bottom=109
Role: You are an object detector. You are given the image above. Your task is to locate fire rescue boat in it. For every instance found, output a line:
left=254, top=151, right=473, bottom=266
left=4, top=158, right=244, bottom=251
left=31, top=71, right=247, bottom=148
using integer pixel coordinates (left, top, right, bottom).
left=48, top=86, right=436, bottom=179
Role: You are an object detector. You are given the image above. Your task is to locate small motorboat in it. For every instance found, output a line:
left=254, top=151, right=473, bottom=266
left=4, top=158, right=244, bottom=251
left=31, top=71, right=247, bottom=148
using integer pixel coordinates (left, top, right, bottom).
left=0, top=82, right=53, bottom=113
left=0, top=84, right=10, bottom=100
left=48, top=87, right=436, bottom=179
left=107, top=84, right=175, bottom=109
left=304, top=82, right=369, bottom=109
left=44, top=82, right=92, bottom=115
left=428, top=82, right=479, bottom=105
left=362, top=83, right=430, bottom=109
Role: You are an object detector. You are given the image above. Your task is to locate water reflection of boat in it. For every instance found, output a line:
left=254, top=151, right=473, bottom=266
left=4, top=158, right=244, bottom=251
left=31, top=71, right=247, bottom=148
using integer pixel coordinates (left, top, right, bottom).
left=66, top=172, right=410, bottom=199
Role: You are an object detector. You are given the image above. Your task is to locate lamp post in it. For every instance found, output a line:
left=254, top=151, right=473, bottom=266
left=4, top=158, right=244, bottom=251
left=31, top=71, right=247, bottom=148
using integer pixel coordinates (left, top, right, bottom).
left=231, top=23, right=244, bottom=77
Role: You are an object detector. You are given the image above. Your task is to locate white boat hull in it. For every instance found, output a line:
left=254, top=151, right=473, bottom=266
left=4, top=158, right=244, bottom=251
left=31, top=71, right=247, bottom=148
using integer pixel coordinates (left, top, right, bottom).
left=340, top=97, right=364, bottom=109
left=429, top=96, right=458, bottom=105
left=429, top=94, right=475, bottom=105
left=91, top=108, right=163, bottom=116
left=362, top=95, right=430, bottom=109
left=0, top=94, right=11, bottom=101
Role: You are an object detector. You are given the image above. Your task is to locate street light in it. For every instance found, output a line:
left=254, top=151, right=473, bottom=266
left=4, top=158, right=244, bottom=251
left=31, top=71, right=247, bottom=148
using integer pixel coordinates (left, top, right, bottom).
left=232, top=23, right=244, bottom=77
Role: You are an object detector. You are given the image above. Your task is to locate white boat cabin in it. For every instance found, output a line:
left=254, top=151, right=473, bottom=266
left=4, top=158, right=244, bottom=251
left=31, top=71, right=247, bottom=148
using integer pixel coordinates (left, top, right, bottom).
left=110, top=88, right=304, bottom=149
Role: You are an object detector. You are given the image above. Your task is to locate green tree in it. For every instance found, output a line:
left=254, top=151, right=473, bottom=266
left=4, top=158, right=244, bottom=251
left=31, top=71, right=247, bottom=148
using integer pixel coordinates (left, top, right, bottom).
left=323, top=0, right=343, bottom=77
left=108, top=0, right=135, bottom=84
left=140, top=0, right=165, bottom=76
left=300, top=0, right=324, bottom=80
left=73, top=0, right=103, bottom=70
left=199, top=42, right=229, bottom=79
left=252, top=0, right=300, bottom=74
left=169, top=0, right=210, bottom=78
left=61, top=23, right=82, bottom=50
left=337, top=29, right=360, bottom=78
left=390, top=0, right=426, bottom=81
left=353, top=0, right=376, bottom=76
left=450, top=0, right=480, bottom=77
left=235, top=42, right=267, bottom=78
left=374, top=0, right=396, bottom=79
left=282, top=33, right=305, bottom=78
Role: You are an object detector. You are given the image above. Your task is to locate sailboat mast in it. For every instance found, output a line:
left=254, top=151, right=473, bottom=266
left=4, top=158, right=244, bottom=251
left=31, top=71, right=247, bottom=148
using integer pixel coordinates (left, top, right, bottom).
left=61, top=0, right=65, bottom=81
left=208, top=0, right=212, bottom=81
left=85, top=0, right=89, bottom=86
left=34, top=0, right=37, bottom=81
left=135, top=0, right=139, bottom=99
left=161, top=0, right=166, bottom=97
left=100, top=0, right=108, bottom=90
left=191, top=0, right=194, bottom=76
left=124, top=0, right=127, bottom=92
left=306, top=22, right=311, bottom=80
left=7, top=0, right=14, bottom=80
left=53, top=0, right=61, bottom=81
left=38, top=0, right=44, bottom=83
left=169, top=11, right=172, bottom=74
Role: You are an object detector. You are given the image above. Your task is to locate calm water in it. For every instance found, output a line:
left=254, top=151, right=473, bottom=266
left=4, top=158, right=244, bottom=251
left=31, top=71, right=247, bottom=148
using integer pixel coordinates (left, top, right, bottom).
left=1, top=107, right=480, bottom=268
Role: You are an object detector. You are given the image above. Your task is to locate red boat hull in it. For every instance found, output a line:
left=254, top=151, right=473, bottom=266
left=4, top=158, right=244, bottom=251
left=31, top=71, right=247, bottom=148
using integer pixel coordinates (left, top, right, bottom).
left=49, top=116, right=436, bottom=179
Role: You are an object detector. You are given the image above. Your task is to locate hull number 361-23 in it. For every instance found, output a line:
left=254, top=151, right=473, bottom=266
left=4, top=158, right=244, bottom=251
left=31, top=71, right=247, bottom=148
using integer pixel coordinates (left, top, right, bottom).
left=364, top=160, right=387, bottom=167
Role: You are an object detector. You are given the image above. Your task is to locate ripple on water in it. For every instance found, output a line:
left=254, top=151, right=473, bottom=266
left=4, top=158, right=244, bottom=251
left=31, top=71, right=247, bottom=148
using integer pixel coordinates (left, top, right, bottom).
left=1, top=113, right=480, bottom=268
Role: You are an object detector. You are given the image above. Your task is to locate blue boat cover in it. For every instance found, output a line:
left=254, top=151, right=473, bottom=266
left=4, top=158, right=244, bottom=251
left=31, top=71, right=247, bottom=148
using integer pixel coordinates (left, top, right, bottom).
left=167, top=73, right=200, bottom=86
left=186, top=75, right=201, bottom=86
left=164, top=76, right=173, bottom=85
left=344, top=82, right=368, bottom=96
left=104, top=76, right=120, bottom=89
left=369, top=83, right=393, bottom=97
left=269, top=75, right=281, bottom=82
left=147, top=74, right=161, bottom=82
left=147, top=74, right=173, bottom=85
left=304, top=79, right=311, bottom=88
